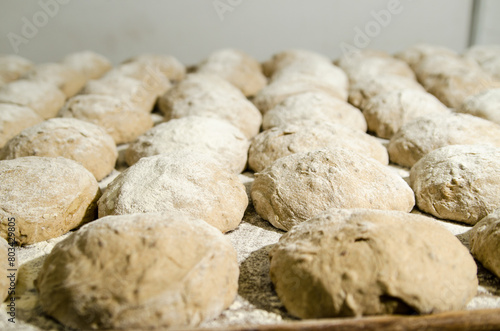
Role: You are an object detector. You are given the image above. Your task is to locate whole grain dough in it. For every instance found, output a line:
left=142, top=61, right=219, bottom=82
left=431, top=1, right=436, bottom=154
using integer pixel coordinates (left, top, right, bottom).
left=59, top=94, right=154, bottom=144
left=394, top=43, right=457, bottom=70
left=0, top=118, right=117, bottom=181
left=410, top=144, right=500, bottom=224
left=363, top=89, right=449, bottom=139
left=388, top=112, right=500, bottom=167
left=470, top=208, right=500, bottom=278
left=0, top=103, right=43, bottom=148
left=262, top=91, right=366, bottom=131
left=0, top=157, right=100, bottom=245
left=269, top=208, right=478, bottom=318
left=458, top=88, right=500, bottom=125
left=348, top=75, right=425, bottom=111
left=463, top=44, right=500, bottom=81
left=122, top=53, right=186, bottom=82
left=98, top=151, right=248, bottom=233
left=197, top=48, right=267, bottom=97
left=158, top=73, right=262, bottom=139
left=0, top=237, right=13, bottom=302
left=35, top=213, right=239, bottom=330
left=262, top=49, right=332, bottom=77
left=0, top=54, right=34, bottom=84
left=248, top=123, right=388, bottom=172
left=251, top=148, right=414, bottom=231
left=125, top=116, right=249, bottom=173
left=23, top=63, right=86, bottom=98
left=0, top=79, right=66, bottom=119
left=61, top=51, right=112, bottom=80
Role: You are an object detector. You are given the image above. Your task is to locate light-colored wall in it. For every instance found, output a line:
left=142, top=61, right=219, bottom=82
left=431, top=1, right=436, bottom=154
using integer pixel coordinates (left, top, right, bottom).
left=472, top=0, right=500, bottom=45
left=0, top=0, right=476, bottom=65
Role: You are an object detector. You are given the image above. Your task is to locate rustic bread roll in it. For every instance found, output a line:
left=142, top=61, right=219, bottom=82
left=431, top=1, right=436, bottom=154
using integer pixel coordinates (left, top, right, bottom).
left=0, top=79, right=65, bottom=119
left=35, top=212, right=239, bottom=330
left=23, top=63, right=86, bottom=98
left=410, top=144, right=500, bottom=224
left=338, top=54, right=415, bottom=83
left=158, top=73, right=262, bottom=139
left=251, top=148, right=414, bottom=231
left=269, top=208, right=478, bottom=318
left=197, top=48, right=267, bottom=97
left=58, top=94, right=154, bottom=145
left=98, top=151, right=248, bottom=233
left=262, top=49, right=331, bottom=77
left=335, top=48, right=392, bottom=69
left=122, top=53, right=186, bottom=82
left=0, top=118, right=117, bottom=181
left=61, top=51, right=112, bottom=80
left=394, top=43, right=458, bottom=70
left=388, top=112, right=500, bottom=167
left=81, top=74, right=158, bottom=113
left=458, top=88, right=500, bottom=125
left=470, top=208, right=500, bottom=278
left=0, top=157, right=100, bottom=245
left=348, top=75, right=425, bottom=111
left=0, top=103, right=43, bottom=148
left=463, top=44, right=500, bottom=81
left=125, top=116, right=248, bottom=173
left=363, top=89, right=450, bottom=139
left=262, top=91, right=366, bottom=131
left=0, top=54, right=34, bottom=84
left=248, top=123, right=388, bottom=172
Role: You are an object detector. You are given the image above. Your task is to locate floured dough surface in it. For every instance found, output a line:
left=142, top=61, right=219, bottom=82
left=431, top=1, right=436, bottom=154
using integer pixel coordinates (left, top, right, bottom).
left=61, top=51, right=112, bottom=80
left=470, top=208, right=500, bottom=278
left=458, top=88, right=500, bottom=125
left=0, top=103, right=43, bottom=148
left=23, top=63, right=86, bottom=98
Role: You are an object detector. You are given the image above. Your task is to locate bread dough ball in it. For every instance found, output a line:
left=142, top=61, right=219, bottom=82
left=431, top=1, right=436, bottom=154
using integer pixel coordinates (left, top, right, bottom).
left=262, top=49, right=331, bottom=77
left=0, top=157, right=100, bottom=245
left=248, top=123, right=388, bottom=172
left=0, top=54, right=34, bottom=84
left=470, top=208, right=500, bottom=278
left=98, top=151, right=248, bottom=233
left=59, top=94, right=154, bottom=145
left=338, top=55, right=415, bottom=83
left=388, top=112, right=500, bottom=167
left=35, top=212, right=238, bottom=330
left=0, top=79, right=65, bottom=119
left=348, top=75, right=425, bottom=111
left=251, top=148, right=414, bottom=231
left=197, top=48, right=267, bottom=97
left=363, top=89, right=450, bottom=139
left=23, top=63, right=86, bottom=98
left=394, top=43, right=457, bottom=70
left=410, top=144, right=500, bottom=225
left=122, top=53, right=186, bottom=82
left=158, top=73, right=262, bottom=139
left=458, top=88, right=500, bottom=125
left=81, top=74, right=158, bottom=113
left=0, top=118, right=117, bottom=181
left=125, top=116, right=249, bottom=173
left=269, top=208, right=478, bottom=318
left=61, top=51, right=112, bottom=80
left=0, top=103, right=43, bottom=148
left=262, top=91, right=366, bottom=131
left=463, top=44, right=500, bottom=81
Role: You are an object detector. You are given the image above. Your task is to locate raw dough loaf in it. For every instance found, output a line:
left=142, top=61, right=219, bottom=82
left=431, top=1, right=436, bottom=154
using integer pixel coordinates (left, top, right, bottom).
left=470, top=208, right=500, bottom=278
left=197, top=48, right=267, bottom=97
left=410, top=144, right=500, bottom=225
left=35, top=213, right=239, bottom=330
left=0, top=79, right=65, bottom=119
left=458, top=88, right=500, bottom=125
left=0, top=157, right=100, bottom=245
left=0, top=103, right=43, bottom=148
left=251, top=148, right=414, bottom=231
left=269, top=208, right=478, bottom=318
left=61, top=51, right=112, bottom=80
left=0, top=55, right=34, bottom=84
left=158, top=73, right=262, bottom=139
left=394, top=43, right=457, bottom=70
left=388, top=112, right=500, bottom=167
left=363, top=89, right=449, bottom=139
left=248, top=123, right=388, bottom=172
left=59, top=94, right=154, bottom=144
left=98, top=151, right=248, bottom=233
left=463, top=44, right=500, bottom=81
left=122, top=53, right=186, bottom=82
left=262, top=91, right=366, bottom=131
left=23, top=63, right=86, bottom=98
left=125, top=116, right=249, bottom=173
left=0, top=118, right=117, bottom=181
left=262, top=49, right=331, bottom=77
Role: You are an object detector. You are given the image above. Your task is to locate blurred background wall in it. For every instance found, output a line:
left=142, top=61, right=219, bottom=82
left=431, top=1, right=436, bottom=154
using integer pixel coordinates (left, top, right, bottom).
left=0, top=0, right=497, bottom=64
